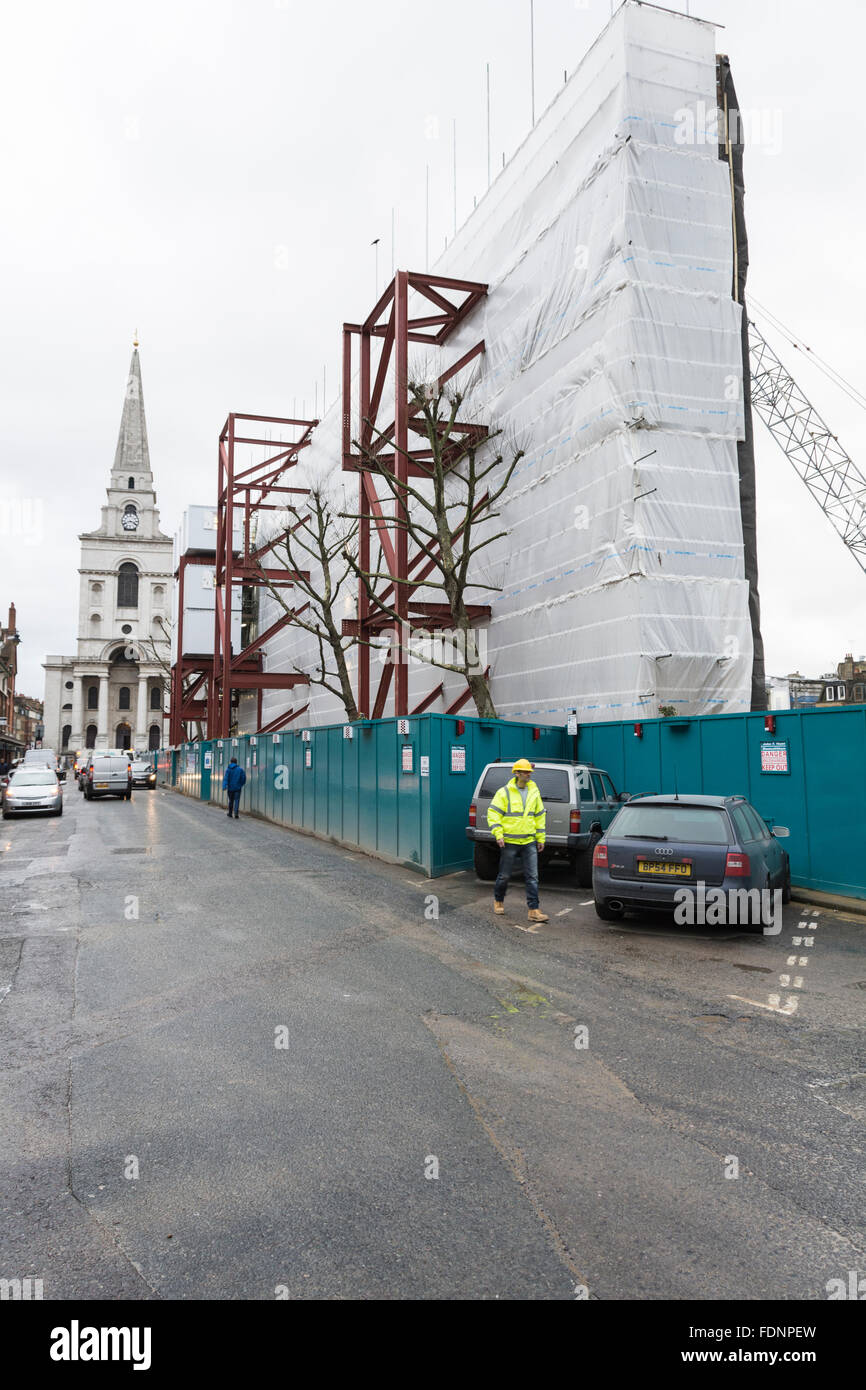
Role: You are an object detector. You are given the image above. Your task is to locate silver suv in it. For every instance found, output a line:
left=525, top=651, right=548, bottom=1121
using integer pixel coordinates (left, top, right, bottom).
left=466, top=759, right=628, bottom=886
left=84, top=753, right=133, bottom=800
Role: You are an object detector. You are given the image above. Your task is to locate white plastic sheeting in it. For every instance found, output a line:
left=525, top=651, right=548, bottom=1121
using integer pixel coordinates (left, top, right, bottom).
left=261, top=0, right=752, bottom=728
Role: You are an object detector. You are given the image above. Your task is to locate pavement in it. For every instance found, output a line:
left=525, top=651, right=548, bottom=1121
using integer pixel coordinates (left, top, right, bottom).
left=1, top=782, right=864, bottom=1300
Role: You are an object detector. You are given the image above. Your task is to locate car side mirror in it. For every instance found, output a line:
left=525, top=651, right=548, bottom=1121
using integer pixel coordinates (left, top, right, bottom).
left=771, top=826, right=790, bottom=838
left=618, top=792, right=630, bottom=802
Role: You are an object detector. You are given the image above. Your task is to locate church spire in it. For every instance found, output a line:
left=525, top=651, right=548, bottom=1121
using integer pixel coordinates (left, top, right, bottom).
left=111, top=341, right=151, bottom=484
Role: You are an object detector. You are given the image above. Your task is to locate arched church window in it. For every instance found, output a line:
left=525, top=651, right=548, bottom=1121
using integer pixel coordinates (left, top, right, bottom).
left=128, top=477, right=135, bottom=489
left=85, top=725, right=97, bottom=748
left=61, top=725, right=71, bottom=750
left=118, top=687, right=131, bottom=710
left=148, top=724, right=161, bottom=751
left=87, top=686, right=99, bottom=710
left=117, top=563, right=138, bottom=607
left=150, top=685, right=161, bottom=710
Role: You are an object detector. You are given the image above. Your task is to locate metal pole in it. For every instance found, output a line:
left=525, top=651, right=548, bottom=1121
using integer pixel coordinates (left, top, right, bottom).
left=452, top=119, right=457, bottom=235
left=486, top=63, right=491, bottom=187
left=391, top=207, right=395, bottom=278
left=530, top=0, right=535, bottom=126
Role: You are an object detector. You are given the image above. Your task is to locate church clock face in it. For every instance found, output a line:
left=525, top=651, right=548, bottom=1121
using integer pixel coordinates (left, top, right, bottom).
left=122, top=504, right=139, bottom=531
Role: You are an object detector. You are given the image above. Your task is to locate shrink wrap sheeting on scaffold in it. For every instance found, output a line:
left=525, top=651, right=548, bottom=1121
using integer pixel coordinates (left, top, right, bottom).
left=260, top=0, right=752, bottom=728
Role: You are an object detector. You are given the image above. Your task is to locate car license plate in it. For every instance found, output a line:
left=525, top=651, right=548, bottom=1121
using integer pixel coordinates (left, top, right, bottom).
left=96, top=782, right=108, bottom=788
left=637, top=859, right=691, bottom=877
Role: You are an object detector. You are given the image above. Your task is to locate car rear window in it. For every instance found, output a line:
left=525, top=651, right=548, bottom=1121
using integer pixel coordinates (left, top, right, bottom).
left=478, top=766, right=571, bottom=802
left=609, top=804, right=731, bottom=844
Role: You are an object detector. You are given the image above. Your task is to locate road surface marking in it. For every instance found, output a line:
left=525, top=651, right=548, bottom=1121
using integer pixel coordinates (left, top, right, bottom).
left=729, top=993, right=799, bottom=1016
left=581, top=899, right=594, bottom=905
left=556, top=907, right=573, bottom=917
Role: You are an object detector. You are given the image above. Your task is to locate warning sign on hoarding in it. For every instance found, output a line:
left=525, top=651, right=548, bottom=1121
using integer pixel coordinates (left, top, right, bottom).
left=760, top=740, right=790, bottom=774
left=450, top=745, right=466, bottom=774
left=305, top=747, right=312, bottom=769
left=420, top=756, right=430, bottom=777
left=203, top=751, right=212, bottom=770
left=401, top=744, right=414, bottom=774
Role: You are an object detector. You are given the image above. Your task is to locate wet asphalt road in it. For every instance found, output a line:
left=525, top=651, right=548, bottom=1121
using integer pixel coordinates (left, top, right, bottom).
left=1, top=782, right=863, bottom=1300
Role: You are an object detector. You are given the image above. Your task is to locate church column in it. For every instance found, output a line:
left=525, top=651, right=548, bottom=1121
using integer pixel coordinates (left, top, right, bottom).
left=71, top=673, right=84, bottom=747
left=96, top=670, right=110, bottom=746
left=135, top=674, right=148, bottom=749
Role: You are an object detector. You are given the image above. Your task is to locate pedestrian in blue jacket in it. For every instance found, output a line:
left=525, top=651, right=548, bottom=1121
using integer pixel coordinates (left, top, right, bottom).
left=222, top=757, right=246, bottom=819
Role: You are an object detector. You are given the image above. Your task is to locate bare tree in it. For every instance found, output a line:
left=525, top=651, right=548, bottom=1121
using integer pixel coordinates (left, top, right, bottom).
left=343, top=376, right=523, bottom=718
left=253, top=485, right=362, bottom=721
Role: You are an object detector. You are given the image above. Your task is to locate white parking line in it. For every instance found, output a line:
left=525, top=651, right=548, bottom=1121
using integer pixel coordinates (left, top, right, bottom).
left=556, top=907, right=573, bottom=917
left=581, top=899, right=594, bottom=906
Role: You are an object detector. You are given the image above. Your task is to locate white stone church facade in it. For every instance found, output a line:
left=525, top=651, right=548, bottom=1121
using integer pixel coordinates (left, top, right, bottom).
left=43, top=346, right=173, bottom=755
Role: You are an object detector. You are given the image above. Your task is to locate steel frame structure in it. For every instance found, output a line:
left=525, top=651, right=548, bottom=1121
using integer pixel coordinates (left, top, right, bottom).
left=341, top=270, right=490, bottom=718
left=749, top=324, right=866, bottom=574
left=208, top=412, right=316, bottom=738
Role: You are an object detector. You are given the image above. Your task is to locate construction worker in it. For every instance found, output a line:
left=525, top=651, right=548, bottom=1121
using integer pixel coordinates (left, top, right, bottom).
left=487, top=758, right=549, bottom=923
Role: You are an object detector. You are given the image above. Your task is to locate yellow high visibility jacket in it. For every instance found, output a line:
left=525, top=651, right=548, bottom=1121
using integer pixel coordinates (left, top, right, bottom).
left=487, top=777, right=546, bottom=845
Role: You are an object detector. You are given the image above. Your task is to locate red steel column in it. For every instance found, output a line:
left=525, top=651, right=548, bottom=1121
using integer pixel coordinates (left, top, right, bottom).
left=221, top=416, right=235, bottom=737
left=393, top=270, right=409, bottom=716
left=358, top=326, right=371, bottom=717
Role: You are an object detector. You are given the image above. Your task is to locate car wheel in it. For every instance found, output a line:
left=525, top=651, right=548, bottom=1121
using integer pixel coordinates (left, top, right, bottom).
left=595, top=899, right=624, bottom=922
left=473, top=842, right=499, bottom=882
left=575, top=835, right=600, bottom=889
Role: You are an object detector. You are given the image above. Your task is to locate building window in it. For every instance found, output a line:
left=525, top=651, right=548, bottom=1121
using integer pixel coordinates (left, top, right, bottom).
left=61, top=725, right=71, bottom=749
left=837, top=685, right=846, bottom=700
left=128, top=477, right=135, bottom=489
left=87, top=686, right=99, bottom=710
left=118, top=686, right=131, bottom=710
left=62, top=703, right=72, bottom=711
left=148, top=724, right=161, bottom=751
left=115, top=722, right=132, bottom=750
left=150, top=685, right=161, bottom=710
left=64, top=680, right=73, bottom=690
left=854, top=685, right=865, bottom=703
left=117, top=563, right=138, bottom=607
left=85, top=724, right=97, bottom=748
left=121, top=624, right=132, bottom=635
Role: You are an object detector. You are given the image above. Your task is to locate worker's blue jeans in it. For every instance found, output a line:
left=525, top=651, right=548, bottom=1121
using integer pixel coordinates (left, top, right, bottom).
left=494, top=841, right=539, bottom=910
left=226, top=790, right=241, bottom=817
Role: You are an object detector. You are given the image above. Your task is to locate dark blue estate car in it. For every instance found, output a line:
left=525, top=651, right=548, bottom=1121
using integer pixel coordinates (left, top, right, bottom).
left=592, top=794, right=791, bottom=928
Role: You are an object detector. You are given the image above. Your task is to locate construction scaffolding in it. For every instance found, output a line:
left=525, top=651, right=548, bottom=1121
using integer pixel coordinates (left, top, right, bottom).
left=341, top=270, right=489, bottom=718
left=208, top=413, right=316, bottom=737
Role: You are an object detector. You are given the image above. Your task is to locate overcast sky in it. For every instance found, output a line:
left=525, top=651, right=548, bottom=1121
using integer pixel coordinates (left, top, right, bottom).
left=2, top=0, right=865, bottom=695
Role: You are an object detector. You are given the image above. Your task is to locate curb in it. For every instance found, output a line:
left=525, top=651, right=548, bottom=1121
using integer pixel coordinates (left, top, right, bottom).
left=792, top=887, right=866, bottom=919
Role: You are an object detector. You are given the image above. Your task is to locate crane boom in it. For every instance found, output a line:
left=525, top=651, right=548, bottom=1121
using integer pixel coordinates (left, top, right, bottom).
left=748, top=322, right=866, bottom=574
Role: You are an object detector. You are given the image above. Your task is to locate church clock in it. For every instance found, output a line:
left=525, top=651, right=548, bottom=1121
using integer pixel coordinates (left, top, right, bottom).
left=121, top=504, right=139, bottom=531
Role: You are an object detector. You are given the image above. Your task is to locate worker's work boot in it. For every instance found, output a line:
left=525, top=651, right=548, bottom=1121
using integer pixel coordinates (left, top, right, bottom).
left=528, top=908, right=548, bottom=924
left=493, top=900, right=505, bottom=915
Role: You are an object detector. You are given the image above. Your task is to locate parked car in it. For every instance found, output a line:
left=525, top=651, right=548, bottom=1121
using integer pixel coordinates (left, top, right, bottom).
left=592, top=793, right=791, bottom=926
left=467, top=759, right=629, bottom=886
left=130, top=755, right=157, bottom=788
left=2, top=767, right=63, bottom=818
left=84, top=753, right=133, bottom=800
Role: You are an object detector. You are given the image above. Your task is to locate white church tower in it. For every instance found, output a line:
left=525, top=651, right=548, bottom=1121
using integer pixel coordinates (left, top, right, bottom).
left=43, top=342, right=173, bottom=755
